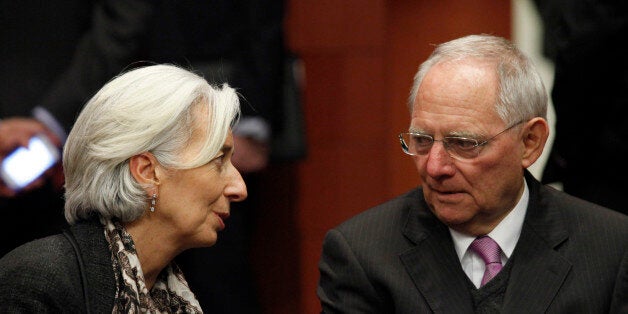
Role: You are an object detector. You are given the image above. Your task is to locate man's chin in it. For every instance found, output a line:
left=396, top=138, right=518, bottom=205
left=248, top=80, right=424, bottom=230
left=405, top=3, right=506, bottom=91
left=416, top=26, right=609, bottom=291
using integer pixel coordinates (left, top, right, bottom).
left=429, top=204, right=473, bottom=227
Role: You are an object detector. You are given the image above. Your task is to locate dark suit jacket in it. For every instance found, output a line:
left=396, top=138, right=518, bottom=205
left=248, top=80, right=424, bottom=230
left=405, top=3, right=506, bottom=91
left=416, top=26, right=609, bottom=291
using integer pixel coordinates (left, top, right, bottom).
left=534, top=0, right=628, bottom=213
left=0, top=218, right=116, bottom=313
left=318, top=172, right=628, bottom=313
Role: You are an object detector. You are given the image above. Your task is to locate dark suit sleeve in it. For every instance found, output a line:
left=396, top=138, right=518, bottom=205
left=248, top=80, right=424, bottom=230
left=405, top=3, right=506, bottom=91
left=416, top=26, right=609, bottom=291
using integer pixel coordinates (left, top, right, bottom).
left=610, top=250, right=628, bottom=314
left=237, top=0, right=284, bottom=121
left=535, top=0, right=628, bottom=195
left=318, top=229, right=383, bottom=313
left=39, top=0, right=156, bottom=132
left=228, top=0, right=285, bottom=142
left=0, top=236, right=84, bottom=313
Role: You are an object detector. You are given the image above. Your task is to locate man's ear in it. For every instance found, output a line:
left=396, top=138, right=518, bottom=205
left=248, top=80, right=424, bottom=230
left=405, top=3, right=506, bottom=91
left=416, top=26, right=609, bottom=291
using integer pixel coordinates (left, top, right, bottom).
left=521, top=117, right=549, bottom=168
left=129, top=152, right=161, bottom=188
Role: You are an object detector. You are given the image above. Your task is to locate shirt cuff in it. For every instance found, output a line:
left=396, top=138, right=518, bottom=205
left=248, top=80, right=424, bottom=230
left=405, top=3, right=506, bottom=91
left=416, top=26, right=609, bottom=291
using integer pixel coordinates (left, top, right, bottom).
left=32, top=107, right=68, bottom=144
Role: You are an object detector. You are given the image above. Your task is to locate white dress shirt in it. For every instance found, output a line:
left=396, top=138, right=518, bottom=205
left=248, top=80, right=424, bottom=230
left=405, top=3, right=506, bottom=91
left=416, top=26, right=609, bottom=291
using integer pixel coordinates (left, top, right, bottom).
left=449, top=178, right=529, bottom=288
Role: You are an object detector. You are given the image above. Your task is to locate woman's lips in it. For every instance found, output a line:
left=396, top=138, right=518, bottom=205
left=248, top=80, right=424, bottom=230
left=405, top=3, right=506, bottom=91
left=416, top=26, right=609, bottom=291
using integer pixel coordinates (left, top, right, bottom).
left=215, top=212, right=229, bottom=230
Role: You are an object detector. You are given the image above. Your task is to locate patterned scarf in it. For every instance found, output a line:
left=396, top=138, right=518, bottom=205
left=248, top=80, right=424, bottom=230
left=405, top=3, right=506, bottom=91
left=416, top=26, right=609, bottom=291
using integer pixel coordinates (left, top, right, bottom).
left=101, top=216, right=203, bottom=313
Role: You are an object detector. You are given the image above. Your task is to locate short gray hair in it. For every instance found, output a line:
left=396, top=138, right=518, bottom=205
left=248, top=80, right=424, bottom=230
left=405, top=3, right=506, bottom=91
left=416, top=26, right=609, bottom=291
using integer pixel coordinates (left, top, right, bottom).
left=63, top=64, right=240, bottom=224
left=408, top=34, right=547, bottom=125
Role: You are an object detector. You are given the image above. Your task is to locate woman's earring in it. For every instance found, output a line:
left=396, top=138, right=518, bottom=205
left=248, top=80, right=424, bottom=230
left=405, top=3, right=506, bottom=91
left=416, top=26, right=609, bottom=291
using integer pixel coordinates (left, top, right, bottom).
left=150, top=193, right=157, bottom=212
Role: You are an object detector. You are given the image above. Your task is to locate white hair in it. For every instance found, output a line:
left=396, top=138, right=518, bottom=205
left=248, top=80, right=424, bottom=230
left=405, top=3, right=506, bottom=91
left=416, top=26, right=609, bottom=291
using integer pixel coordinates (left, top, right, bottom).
left=63, top=64, right=240, bottom=224
left=408, top=34, right=547, bottom=125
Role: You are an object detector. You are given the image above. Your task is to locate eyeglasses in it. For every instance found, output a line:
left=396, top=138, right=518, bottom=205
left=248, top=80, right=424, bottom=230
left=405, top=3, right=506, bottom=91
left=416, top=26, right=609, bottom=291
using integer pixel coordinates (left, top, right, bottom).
left=399, top=121, right=524, bottom=160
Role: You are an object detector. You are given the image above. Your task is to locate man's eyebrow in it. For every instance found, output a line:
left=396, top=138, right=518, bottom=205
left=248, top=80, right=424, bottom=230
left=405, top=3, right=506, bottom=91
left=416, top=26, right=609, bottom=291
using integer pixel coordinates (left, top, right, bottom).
left=448, top=130, right=477, bottom=138
left=408, top=127, right=480, bottom=138
left=408, top=126, right=426, bottom=133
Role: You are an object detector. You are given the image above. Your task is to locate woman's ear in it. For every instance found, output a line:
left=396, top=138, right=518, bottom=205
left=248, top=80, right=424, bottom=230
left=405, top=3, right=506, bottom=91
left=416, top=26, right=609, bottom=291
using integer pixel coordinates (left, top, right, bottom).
left=521, top=117, right=550, bottom=168
left=129, top=152, right=160, bottom=187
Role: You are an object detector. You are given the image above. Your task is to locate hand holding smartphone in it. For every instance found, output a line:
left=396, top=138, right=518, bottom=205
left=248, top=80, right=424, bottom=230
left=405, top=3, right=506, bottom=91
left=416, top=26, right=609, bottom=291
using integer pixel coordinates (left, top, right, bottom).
left=0, top=134, right=60, bottom=191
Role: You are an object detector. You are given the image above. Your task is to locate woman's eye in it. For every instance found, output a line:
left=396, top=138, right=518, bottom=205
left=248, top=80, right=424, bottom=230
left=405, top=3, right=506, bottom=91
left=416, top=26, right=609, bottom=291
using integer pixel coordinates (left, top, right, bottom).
left=213, top=154, right=225, bottom=165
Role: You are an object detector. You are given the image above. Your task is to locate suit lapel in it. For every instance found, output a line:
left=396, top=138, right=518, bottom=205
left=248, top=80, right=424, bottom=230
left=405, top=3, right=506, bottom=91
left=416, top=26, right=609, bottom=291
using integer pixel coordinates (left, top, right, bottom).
left=502, top=225, right=571, bottom=313
left=72, top=218, right=117, bottom=312
left=502, top=172, right=571, bottom=313
left=399, top=173, right=573, bottom=313
left=400, top=199, right=475, bottom=313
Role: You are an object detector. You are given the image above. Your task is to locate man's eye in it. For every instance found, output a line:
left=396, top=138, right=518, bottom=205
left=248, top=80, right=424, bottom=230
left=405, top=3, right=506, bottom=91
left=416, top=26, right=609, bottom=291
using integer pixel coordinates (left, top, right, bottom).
left=412, top=135, right=433, bottom=146
left=447, top=137, right=478, bottom=150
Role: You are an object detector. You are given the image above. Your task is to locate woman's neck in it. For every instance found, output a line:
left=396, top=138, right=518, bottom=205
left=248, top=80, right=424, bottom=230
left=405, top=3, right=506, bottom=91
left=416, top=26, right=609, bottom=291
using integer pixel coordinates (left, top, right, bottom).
left=123, top=217, right=179, bottom=290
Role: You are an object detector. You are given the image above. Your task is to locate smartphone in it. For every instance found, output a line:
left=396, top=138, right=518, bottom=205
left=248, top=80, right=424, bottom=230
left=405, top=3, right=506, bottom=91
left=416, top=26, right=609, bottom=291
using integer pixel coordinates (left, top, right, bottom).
left=0, top=134, right=60, bottom=191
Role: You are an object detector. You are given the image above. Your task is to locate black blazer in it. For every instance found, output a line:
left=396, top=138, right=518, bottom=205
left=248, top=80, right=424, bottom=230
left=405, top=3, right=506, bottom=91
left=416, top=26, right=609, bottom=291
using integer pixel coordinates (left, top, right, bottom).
left=318, top=172, right=628, bottom=313
left=0, top=218, right=116, bottom=313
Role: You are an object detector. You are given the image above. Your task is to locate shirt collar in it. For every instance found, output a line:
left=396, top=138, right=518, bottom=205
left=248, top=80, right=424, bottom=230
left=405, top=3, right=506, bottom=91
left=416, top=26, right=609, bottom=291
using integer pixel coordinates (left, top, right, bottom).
left=450, top=177, right=529, bottom=261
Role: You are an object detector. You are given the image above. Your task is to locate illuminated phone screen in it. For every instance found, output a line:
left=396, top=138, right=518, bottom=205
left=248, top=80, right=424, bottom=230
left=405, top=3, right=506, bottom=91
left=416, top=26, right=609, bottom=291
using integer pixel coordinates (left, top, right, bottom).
left=0, top=135, right=60, bottom=190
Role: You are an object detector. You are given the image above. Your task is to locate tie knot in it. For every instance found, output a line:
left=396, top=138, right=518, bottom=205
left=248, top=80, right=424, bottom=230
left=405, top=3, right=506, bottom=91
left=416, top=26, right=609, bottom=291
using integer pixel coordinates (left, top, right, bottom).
left=470, top=236, right=501, bottom=265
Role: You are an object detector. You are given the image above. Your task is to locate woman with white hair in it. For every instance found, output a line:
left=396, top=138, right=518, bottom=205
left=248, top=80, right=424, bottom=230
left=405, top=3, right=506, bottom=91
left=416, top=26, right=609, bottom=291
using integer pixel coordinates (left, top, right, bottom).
left=0, top=64, right=247, bottom=313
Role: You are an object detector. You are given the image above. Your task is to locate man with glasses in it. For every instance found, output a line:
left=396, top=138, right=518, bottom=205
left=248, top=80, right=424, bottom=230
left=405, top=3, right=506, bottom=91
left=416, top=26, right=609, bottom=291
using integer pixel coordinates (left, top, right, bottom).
left=317, top=34, right=627, bottom=313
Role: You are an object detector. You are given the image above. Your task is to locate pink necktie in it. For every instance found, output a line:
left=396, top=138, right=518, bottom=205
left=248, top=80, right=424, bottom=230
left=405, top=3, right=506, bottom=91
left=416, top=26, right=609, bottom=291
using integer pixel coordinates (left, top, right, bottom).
left=470, top=236, right=503, bottom=287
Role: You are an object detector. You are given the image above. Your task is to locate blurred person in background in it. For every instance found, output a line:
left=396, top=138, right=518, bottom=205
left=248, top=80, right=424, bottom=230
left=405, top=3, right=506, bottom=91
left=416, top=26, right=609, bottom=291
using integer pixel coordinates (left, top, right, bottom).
left=0, top=0, right=155, bottom=256
left=534, top=0, right=628, bottom=215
